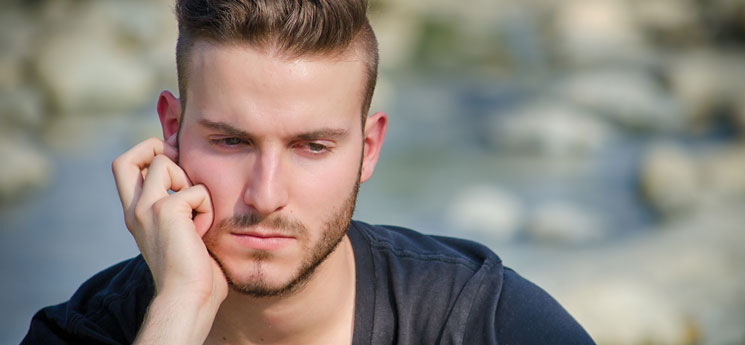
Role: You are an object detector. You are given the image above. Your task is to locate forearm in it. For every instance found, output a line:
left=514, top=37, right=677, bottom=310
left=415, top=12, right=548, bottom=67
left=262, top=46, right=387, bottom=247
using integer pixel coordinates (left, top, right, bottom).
left=134, top=292, right=221, bottom=345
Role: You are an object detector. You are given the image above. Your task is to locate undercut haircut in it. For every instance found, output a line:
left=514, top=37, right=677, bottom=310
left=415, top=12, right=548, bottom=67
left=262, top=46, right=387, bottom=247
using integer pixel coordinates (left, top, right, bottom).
left=174, top=0, right=379, bottom=121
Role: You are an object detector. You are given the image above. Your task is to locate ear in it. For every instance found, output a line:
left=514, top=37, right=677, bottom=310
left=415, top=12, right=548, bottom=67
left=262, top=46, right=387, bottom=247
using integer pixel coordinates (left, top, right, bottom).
left=360, top=112, right=387, bottom=183
left=156, top=90, right=182, bottom=140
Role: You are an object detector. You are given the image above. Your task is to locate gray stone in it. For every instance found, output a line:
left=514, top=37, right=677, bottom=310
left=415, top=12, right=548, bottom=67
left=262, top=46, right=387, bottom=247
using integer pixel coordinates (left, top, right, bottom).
left=556, top=69, right=683, bottom=132
left=631, top=0, right=702, bottom=44
left=525, top=202, right=606, bottom=244
left=0, top=6, right=36, bottom=89
left=447, top=185, right=523, bottom=241
left=639, top=142, right=699, bottom=216
left=666, top=50, right=745, bottom=133
left=0, top=133, right=52, bottom=201
left=0, top=86, right=45, bottom=129
left=489, top=100, right=615, bottom=157
left=33, top=0, right=157, bottom=116
left=561, top=278, right=692, bottom=345
left=698, top=145, right=745, bottom=201
left=551, top=0, right=650, bottom=65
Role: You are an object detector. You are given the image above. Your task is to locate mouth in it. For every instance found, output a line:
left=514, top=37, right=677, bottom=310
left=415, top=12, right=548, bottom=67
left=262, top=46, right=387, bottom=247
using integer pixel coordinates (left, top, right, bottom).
left=229, top=231, right=295, bottom=251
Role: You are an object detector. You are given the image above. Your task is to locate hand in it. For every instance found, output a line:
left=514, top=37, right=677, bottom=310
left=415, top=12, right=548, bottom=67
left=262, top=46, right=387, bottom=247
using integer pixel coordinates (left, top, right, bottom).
left=111, top=135, right=227, bottom=344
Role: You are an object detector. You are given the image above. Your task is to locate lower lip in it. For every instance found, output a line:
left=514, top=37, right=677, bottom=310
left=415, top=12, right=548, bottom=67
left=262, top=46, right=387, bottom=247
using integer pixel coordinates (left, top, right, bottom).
left=230, top=233, right=294, bottom=251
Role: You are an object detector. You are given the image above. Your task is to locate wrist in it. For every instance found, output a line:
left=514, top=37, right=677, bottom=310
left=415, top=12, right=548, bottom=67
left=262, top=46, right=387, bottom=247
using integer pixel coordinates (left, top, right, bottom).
left=134, top=291, right=222, bottom=345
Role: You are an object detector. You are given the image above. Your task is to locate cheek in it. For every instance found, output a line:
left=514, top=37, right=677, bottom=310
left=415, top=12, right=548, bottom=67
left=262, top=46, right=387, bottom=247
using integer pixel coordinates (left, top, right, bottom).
left=179, top=150, right=245, bottom=216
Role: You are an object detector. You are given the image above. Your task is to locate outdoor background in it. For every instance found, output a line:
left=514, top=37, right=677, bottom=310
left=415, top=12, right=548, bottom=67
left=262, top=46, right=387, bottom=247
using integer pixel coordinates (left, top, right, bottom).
left=2, top=0, right=745, bottom=344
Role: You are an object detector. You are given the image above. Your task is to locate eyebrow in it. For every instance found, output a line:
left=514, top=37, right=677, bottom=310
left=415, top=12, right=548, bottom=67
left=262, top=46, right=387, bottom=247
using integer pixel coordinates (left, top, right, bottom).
left=197, top=119, right=349, bottom=141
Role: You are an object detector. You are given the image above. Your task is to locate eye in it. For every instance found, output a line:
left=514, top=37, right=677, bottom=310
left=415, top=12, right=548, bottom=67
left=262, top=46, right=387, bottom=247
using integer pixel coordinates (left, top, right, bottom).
left=307, top=142, right=328, bottom=153
left=221, top=137, right=244, bottom=146
left=210, top=137, right=249, bottom=148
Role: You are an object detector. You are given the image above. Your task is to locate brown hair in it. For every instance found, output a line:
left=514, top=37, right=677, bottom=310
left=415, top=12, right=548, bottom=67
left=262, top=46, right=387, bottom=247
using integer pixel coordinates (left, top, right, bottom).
left=174, top=0, right=378, bottom=121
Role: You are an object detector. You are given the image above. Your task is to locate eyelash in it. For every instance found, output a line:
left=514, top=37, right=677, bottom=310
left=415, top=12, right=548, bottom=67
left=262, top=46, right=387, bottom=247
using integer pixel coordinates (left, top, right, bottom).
left=210, top=137, right=248, bottom=147
left=209, top=137, right=332, bottom=155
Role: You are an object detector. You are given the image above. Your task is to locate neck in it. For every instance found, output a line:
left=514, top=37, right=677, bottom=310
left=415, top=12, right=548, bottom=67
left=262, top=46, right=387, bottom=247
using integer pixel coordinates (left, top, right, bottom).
left=207, top=235, right=356, bottom=345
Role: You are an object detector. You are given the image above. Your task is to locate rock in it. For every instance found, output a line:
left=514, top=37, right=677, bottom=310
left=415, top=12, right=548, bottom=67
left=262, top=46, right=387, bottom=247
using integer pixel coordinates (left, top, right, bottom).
left=448, top=185, right=523, bottom=241
left=557, top=69, right=683, bottom=132
left=631, top=0, right=703, bottom=45
left=666, top=50, right=745, bottom=133
left=666, top=51, right=725, bottom=132
left=639, top=142, right=699, bottom=216
left=488, top=100, right=615, bottom=157
left=561, top=278, right=694, bottom=345
left=525, top=202, right=606, bottom=244
left=33, top=0, right=157, bottom=116
left=0, top=132, right=52, bottom=201
left=0, top=5, right=36, bottom=89
left=551, top=0, right=650, bottom=65
left=0, top=86, right=45, bottom=129
left=369, top=5, right=423, bottom=70
left=736, top=95, right=745, bottom=137
left=699, top=145, right=745, bottom=201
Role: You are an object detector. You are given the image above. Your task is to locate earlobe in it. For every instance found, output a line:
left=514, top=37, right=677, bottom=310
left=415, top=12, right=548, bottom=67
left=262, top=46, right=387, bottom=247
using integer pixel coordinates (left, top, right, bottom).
left=156, top=90, right=182, bottom=140
left=360, top=112, right=387, bottom=183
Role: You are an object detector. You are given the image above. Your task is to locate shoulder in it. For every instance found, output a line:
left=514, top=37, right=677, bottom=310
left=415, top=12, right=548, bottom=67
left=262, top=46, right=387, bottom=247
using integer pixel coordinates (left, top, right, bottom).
left=490, top=267, right=596, bottom=344
left=349, top=220, right=502, bottom=271
left=349, top=221, right=594, bottom=344
left=21, top=256, right=153, bottom=345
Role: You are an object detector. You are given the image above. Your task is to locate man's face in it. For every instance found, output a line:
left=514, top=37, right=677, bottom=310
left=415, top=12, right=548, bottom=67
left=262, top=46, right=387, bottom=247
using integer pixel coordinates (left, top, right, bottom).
left=176, top=41, right=369, bottom=296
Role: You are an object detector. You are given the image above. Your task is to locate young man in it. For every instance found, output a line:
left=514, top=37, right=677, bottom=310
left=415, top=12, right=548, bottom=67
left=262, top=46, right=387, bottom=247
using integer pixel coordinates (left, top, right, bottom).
left=23, top=0, right=594, bottom=344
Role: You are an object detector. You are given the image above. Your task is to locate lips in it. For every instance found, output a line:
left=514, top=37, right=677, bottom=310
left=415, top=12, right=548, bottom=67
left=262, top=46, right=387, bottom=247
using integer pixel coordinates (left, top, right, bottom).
left=229, top=231, right=295, bottom=251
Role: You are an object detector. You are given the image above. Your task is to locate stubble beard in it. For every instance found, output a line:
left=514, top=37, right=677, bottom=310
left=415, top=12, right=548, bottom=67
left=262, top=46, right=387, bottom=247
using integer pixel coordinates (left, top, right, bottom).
left=206, top=178, right=360, bottom=298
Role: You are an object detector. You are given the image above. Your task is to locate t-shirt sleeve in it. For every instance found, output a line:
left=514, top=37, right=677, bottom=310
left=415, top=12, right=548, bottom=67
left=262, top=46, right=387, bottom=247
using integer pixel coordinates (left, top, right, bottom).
left=20, top=257, right=153, bottom=345
left=494, top=268, right=595, bottom=344
left=21, top=304, right=123, bottom=345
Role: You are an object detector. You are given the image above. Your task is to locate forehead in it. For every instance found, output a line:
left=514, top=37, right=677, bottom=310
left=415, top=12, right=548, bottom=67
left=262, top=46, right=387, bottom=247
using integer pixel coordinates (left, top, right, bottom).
left=183, top=40, right=367, bottom=124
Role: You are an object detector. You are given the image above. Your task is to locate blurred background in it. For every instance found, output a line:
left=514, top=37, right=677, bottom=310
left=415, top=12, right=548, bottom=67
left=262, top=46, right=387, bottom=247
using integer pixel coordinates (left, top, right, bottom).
left=1, top=0, right=744, bottom=343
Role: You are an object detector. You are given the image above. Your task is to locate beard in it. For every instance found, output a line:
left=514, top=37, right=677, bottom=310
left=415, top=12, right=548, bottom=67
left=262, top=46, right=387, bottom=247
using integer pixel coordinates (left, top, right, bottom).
left=206, top=178, right=360, bottom=298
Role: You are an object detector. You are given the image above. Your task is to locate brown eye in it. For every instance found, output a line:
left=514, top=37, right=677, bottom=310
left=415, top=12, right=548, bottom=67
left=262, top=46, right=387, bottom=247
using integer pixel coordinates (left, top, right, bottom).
left=221, top=137, right=243, bottom=146
left=307, top=143, right=327, bottom=153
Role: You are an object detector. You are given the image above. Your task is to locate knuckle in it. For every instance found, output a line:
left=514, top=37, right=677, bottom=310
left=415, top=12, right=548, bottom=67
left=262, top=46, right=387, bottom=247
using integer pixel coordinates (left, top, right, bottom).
left=133, top=203, right=150, bottom=224
left=151, top=197, right=170, bottom=214
left=111, top=156, right=124, bottom=173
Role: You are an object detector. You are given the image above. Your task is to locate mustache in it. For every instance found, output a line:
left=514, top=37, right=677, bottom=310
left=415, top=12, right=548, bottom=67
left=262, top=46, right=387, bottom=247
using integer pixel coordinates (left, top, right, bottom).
left=216, top=212, right=307, bottom=235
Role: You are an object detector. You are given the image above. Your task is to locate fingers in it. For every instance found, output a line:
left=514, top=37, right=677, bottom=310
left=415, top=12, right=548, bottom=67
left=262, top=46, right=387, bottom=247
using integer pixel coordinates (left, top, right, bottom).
left=112, top=136, right=178, bottom=210
left=138, top=154, right=192, bottom=208
left=165, top=185, right=214, bottom=237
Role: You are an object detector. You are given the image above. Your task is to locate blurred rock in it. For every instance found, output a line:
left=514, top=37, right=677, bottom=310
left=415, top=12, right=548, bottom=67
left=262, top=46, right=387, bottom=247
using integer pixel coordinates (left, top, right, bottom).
left=526, top=202, right=606, bottom=244
left=736, top=95, right=745, bottom=137
left=0, top=5, right=36, bottom=89
left=33, top=0, right=157, bottom=116
left=639, top=142, right=699, bottom=216
left=0, top=133, right=52, bottom=201
left=551, top=0, right=650, bottom=65
left=699, top=145, right=745, bottom=201
left=0, top=86, right=45, bottom=129
left=563, top=278, right=693, bottom=345
left=448, top=185, right=523, bottom=241
left=667, top=50, right=745, bottom=133
left=369, top=6, right=423, bottom=70
left=631, top=0, right=703, bottom=45
left=557, top=69, right=683, bottom=132
left=489, top=100, right=615, bottom=157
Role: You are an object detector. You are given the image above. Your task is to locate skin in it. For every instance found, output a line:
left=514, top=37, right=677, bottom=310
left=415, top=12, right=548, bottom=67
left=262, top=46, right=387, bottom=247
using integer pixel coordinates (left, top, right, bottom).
left=111, top=40, right=387, bottom=345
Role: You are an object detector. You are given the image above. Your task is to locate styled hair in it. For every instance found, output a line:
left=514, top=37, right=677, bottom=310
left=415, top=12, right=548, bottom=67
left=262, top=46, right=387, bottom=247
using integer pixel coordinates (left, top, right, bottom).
left=174, top=0, right=379, bottom=120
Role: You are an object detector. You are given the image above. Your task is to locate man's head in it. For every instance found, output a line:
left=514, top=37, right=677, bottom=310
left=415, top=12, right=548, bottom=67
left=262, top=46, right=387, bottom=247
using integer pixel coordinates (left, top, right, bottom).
left=175, top=0, right=379, bottom=122
left=156, top=0, right=386, bottom=297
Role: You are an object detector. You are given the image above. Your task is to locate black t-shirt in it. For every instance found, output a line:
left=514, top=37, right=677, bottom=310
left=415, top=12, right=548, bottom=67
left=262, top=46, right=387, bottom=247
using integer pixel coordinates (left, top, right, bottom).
left=22, top=221, right=595, bottom=344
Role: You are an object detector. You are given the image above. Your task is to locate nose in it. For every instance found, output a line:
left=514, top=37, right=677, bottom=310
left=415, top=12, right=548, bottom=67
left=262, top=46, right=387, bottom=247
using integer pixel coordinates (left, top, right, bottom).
left=243, top=150, right=289, bottom=215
